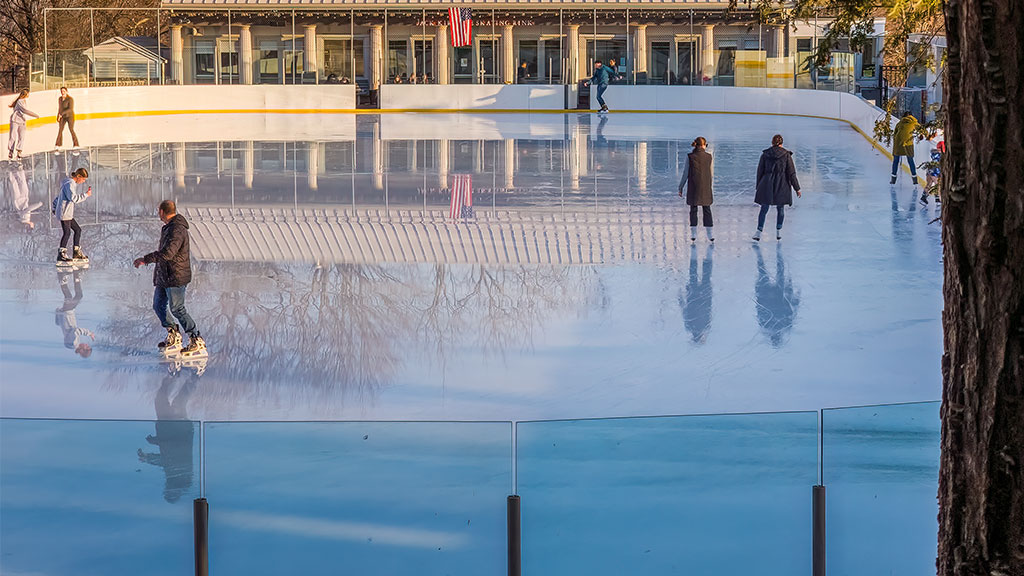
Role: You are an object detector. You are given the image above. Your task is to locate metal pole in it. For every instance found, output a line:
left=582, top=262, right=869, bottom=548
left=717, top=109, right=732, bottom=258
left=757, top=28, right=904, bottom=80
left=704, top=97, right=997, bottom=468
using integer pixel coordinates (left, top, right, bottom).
left=351, top=9, right=355, bottom=84
left=690, top=10, right=694, bottom=84
left=157, top=8, right=163, bottom=85
left=91, top=9, right=96, bottom=86
left=43, top=9, right=48, bottom=90
left=813, top=486, right=826, bottom=576
left=625, top=8, right=630, bottom=85
left=292, top=10, right=296, bottom=84
left=227, top=10, right=232, bottom=85
left=507, top=495, right=521, bottom=576
left=194, top=498, right=209, bottom=576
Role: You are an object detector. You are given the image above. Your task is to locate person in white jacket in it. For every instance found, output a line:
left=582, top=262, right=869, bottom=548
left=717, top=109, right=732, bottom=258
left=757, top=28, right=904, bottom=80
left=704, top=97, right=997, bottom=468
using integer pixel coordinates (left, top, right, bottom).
left=8, top=90, right=40, bottom=160
left=51, top=168, right=92, bottom=264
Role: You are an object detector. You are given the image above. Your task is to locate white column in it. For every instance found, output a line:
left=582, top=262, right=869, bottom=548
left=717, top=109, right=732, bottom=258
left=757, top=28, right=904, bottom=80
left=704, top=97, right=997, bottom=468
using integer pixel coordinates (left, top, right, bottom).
left=634, top=25, right=648, bottom=75
left=173, top=142, right=186, bottom=189
left=243, top=141, right=254, bottom=189
left=504, top=138, right=515, bottom=189
left=438, top=139, right=449, bottom=189
left=239, top=25, right=253, bottom=84
left=304, top=24, right=318, bottom=81
left=372, top=121, right=383, bottom=190
left=771, top=26, right=785, bottom=58
left=435, top=25, right=449, bottom=84
left=567, top=25, right=580, bottom=83
left=307, top=141, right=319, bottom=191
left=170, top=25, right=184, bottom=85
left=635, top=141, right=648, bottom=192
left=370, top=25, right=383, bottom=90
left=502, top=25, right=515, bottom=84
left=701, top=25, right=716, bottom=84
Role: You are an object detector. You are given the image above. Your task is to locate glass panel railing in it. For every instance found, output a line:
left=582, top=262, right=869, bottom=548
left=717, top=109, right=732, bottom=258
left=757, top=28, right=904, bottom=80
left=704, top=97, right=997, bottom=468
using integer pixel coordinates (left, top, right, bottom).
left=517, top=412, right=819, bottom=575
left=203, top=421, right=512, bottom=575
left=0, top=417, right=199, bottom=575
left=823, top=401, right=941, bottom=576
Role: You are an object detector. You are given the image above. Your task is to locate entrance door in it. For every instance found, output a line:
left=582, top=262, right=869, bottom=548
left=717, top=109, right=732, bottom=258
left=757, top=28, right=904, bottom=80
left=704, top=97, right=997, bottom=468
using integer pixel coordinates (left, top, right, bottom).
left=675, top=41, right=696, bottom=84
left=650, top=41, right=670, bottom=84
left=453, top=46, right=473, bottom=83
left=478, top=39, right=497, bottom=83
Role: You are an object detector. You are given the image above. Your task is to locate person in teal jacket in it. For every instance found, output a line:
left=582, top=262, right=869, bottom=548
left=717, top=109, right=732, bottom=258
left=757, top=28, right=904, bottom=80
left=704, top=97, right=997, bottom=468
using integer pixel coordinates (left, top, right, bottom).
left=586, top=61, right=614, bottom=113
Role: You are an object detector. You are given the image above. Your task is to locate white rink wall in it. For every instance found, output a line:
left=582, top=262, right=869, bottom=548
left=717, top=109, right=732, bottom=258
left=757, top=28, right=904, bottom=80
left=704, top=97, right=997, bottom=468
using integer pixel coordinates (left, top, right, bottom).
left=3, top=84, right=929, bottom=160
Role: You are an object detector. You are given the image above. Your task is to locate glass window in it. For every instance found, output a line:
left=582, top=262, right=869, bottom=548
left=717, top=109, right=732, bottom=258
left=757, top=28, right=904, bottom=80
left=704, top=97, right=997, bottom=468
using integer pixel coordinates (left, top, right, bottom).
left=586, top=38, right=626, bottom=83
left=716, top=40, right=737, bottom=85
left=322, top=38, right=352, bottom=83
left=387, top=40, right=409, bottom=83
left=353, top=38, right=365, bottom=79
left=283, top=38, right=304, bottom=84
left=650, top=41, right=670, bottom=85
left=194, top=40, right=215, bottom=84
left=518, top=40, right=538, bottom=84
left=412, top=39, right=433, bottom=83
left=257, top=39, right=280, bottom=84
left=478, top=39, right=497, bottom=84
left=540, top=38, right=562, bottom=84
left=453, top=46, right=473, bottom=83
left=218, top=38, right=238, bottom=84
left=676, top=41, right=696, bottom=85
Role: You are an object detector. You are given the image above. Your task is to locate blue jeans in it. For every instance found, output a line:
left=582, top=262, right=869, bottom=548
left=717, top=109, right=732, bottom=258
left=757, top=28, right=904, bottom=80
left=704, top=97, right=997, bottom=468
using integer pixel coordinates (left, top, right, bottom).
left=757, top=204, right=786, bottom=230
left=153, top=286, right=198, bottom=336
left=891, top=155, right=917, bottom=177
left=595, top=83, right=608, bottom=107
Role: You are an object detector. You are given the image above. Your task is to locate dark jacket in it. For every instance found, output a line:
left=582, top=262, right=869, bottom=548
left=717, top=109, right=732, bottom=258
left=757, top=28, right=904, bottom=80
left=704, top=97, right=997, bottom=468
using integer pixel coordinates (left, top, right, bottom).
left=755, top=146, right=801, bottom=206
left=58, top=95, right=74, bottom=120
left=590, top=66, right=613, bottom=86
left=143, top=214, right=192, bottom=288
left=679, top=148, right=714, bottom=206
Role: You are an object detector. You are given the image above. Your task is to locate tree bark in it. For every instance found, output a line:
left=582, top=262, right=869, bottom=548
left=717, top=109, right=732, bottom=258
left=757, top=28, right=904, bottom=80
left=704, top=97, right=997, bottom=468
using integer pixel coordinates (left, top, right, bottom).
left=938, top=0, right=1024, bottom=574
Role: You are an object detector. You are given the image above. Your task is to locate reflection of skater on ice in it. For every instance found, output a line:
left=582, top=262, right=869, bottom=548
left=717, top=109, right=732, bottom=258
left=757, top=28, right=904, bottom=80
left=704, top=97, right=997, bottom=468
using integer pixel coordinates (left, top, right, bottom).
left=753, top=243, right=800, bottom=348
left=680, top=243, right=713, bottom=344
left=8, top=161, right=42, bottom=230
left=55, top=268, right=93, bottom=358
left=138, top=363, right=202, bottom=503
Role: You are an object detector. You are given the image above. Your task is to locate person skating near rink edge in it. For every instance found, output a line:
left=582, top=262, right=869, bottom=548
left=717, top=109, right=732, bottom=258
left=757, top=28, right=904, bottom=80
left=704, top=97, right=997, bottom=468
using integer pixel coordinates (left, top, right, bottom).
left=890, top=111, right=919, bottom=185
left=753, top=134, right=802, bottom=241
left=586, top=61, right=614, bottom=113
left=52, top=168, right=92, bottom=264
left=55, top=87, right=80, bottom=149
left=678, top=136, right=715, bottom=242
left=8, top=89, right=40, bottom=160
left=133, top=200, right=207, bottom=358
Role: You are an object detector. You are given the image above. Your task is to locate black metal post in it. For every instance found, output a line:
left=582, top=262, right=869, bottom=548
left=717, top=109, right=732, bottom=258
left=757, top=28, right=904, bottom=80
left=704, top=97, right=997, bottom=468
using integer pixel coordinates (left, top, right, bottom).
left=194, top=497, right=209, bottom=576
left=812, top=485, right=825, bottom=576
left=507, top=495, right=521, bottom=576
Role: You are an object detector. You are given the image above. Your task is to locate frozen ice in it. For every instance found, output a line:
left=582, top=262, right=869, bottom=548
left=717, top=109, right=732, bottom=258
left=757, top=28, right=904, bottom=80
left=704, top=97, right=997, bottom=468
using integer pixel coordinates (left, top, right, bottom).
left=0, top=112, right=943, bottom=422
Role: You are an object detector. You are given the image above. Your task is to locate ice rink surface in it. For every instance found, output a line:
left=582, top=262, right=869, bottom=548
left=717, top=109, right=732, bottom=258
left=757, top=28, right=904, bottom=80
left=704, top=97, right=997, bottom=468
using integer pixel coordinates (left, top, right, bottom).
left=0, top=112, right=943, bottom=422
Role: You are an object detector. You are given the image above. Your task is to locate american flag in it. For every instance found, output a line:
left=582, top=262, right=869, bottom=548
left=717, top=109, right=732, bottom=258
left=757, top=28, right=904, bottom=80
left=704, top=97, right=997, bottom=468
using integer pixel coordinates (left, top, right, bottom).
left=449, top=174, right=474, bottom=219
left=448, top=8, right=472, bottom=48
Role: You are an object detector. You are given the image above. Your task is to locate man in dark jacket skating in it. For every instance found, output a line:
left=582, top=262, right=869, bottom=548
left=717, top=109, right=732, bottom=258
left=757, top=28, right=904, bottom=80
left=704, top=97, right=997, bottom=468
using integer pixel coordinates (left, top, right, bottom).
left=586, top=61, right=614, bottom=113
left=133, top=200, right=206, bottom=357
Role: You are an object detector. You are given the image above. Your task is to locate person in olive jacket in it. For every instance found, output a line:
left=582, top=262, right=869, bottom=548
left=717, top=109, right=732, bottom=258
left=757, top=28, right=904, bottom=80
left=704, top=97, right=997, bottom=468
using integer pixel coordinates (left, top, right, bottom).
left=753, top=134, right=802, bottom=241
left=678, top=136, right=715, bottom=242
left=890, top=111, right=919, bottom=185
left=133, top=200, right=207, bottom=357
left=55, top=86, right=79, bottom=148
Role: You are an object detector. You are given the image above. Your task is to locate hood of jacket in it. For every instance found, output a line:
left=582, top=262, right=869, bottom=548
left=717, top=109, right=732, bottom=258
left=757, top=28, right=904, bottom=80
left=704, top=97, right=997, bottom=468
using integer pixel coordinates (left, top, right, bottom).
left=762, top=146, right=792, bottom=160
left=165, top=213, right=190, bottom=230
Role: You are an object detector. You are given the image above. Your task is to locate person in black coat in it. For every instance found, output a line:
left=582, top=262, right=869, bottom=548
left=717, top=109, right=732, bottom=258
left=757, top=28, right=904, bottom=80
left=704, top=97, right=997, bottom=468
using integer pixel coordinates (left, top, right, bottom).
left=678, top=136, right=715, bottom=242
left=753, top=134, right=802, bottom=241
left=133, top=200, right=207, bottom=357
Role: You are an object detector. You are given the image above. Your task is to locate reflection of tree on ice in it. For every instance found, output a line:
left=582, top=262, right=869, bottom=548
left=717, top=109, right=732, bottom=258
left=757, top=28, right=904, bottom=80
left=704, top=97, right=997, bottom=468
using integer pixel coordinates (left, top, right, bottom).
left=55, top=269, right=93, bottom=357
left=753, top=244, right=800, bottom=348
left=138, top=365, right=201, bottom=503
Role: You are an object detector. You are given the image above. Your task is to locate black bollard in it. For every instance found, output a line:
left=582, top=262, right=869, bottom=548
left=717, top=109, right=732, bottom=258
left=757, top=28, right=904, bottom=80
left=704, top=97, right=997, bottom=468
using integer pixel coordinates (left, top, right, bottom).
left=507, top=495, right=521, bottom=576
left=194, top=497, right=209, bottom=576
left=812, top=485, right=826, bottom=576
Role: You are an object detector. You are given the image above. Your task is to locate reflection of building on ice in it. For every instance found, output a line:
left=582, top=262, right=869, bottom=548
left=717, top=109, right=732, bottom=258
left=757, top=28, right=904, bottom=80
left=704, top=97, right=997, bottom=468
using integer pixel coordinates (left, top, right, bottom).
left=55, top=269, right=93, bottom=357
left=449, top=174, right=474, bottom=219
left=138, top=363, right=202, bottom=503
left=8, top=162, right=42, bottom=230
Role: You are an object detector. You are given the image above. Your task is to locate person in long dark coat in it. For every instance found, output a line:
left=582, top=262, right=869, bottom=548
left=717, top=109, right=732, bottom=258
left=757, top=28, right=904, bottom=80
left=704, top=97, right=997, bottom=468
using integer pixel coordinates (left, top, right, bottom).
left=753, top=134, right=802, bottom=241
left=678, top=136, right=715, bottom=242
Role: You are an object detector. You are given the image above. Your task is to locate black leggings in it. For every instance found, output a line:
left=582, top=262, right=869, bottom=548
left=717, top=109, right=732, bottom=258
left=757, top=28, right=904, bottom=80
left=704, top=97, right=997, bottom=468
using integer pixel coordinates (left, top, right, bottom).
left=59, top=219, right=81, bottom=248
left=690, top=205, right=713, bottom=227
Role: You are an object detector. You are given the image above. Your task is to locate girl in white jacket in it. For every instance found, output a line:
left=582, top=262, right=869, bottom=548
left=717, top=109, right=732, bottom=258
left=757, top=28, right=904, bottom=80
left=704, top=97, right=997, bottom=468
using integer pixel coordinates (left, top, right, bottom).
left=52, top=168, right=92, bottom=264
left=8, top=90, right=40, bottom=160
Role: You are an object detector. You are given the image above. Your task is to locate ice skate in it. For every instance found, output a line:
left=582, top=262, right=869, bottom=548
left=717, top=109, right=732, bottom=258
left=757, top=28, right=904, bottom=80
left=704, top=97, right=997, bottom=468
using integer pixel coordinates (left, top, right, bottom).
left=158, top=326, right=183, bottom=355
left=56, top=248, right=74, bottom=267
left=890, top=175, right=897, bottom=185
left=180, top=334, right=208, bottom=359
left=776, top=229, right=783, bottom=241
left=920, top=193, right=929, bottom=205
left=690, top=226, right=697, bottom=243
left=752, top=229, right=762, bottom=241
left=72, top=247, right=89, bottom=262
left=706, top=227, right=714, bottom=242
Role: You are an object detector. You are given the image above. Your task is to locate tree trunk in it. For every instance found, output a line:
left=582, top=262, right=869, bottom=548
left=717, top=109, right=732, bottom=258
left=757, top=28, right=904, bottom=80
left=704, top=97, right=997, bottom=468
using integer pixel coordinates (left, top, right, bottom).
left=938, top=0, right=1024, bottom=574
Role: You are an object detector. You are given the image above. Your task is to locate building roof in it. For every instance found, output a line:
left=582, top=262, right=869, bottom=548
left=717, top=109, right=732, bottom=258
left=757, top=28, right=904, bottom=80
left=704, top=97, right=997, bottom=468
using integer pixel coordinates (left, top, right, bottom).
left=86, top=36, right=167, bottom=63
